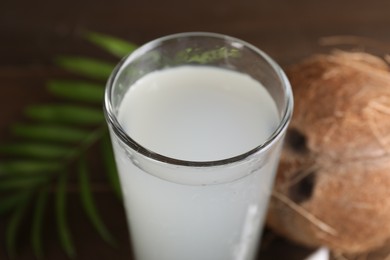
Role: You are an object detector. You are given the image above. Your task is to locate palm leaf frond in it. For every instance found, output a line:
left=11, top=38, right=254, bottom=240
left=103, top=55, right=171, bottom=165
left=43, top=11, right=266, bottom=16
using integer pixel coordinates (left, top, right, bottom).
left=31, top=188, right=49, bottom=259
left=0, top=32, right=138, bottom=258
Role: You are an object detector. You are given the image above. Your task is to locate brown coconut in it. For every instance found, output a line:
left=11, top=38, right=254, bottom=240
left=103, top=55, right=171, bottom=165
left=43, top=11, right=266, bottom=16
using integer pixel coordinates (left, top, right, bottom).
left=267, top=51, right=390, bottom=255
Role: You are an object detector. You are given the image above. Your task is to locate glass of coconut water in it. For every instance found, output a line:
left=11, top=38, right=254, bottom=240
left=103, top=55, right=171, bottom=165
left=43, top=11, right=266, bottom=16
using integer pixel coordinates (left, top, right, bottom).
left=104, top=32, right=293, bottom=260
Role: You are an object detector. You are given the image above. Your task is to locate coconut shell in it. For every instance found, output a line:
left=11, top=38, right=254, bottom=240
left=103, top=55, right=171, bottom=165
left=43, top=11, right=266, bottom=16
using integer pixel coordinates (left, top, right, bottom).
left=267, top=51, right=390, bottom=254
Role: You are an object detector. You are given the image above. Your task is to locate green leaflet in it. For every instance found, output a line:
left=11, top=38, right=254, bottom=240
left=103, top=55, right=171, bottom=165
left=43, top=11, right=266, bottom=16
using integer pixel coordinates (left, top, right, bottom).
left=101, top=134, right=122, bottom=199
left=0, top=160, right=61, bottom=175
left=78, top=159, right=116, bottom=245
left=47, top=80, right=104, bottom=103
left=85, top=31, right=137, bottom=58
left=25, top=104, right=104, bottom=125
left=0, top=143, right=73, bottom=159
left=0, top=191, right=31, bottom=215
left=11, top=124, right=89, bottom=143
left=31, top=188, right=49, bottom=259
left=55, top=173, right=76, bottom=258
left=55, top=56, right=114, bottom=80
left=0, top=175, right=50, bottom=191
left=6, top=195, right=30, bottom=258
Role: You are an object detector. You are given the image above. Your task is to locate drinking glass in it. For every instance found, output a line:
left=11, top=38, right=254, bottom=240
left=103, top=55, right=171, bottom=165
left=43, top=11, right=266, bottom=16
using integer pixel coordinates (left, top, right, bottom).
left=104, top=32, right=293, bottom=260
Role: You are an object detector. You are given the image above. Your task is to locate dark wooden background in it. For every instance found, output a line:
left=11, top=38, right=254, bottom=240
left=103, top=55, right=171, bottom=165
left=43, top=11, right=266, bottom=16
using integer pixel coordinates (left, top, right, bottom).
left=1, top=0, right=390, bottom=259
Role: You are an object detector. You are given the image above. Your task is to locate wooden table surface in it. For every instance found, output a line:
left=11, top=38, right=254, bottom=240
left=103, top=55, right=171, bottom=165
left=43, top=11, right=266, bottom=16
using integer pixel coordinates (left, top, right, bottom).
left=1, top=0, right=390, bottom=259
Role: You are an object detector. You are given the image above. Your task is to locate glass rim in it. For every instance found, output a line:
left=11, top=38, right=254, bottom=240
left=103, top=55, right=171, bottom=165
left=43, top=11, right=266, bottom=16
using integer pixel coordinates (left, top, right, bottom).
left=104, top=32, right=293, bottom=167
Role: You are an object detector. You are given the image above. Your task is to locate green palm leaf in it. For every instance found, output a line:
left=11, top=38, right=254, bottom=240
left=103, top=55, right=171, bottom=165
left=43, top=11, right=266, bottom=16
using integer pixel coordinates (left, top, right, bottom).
left=11, top=124, right=89, bottom=143
left=31, top=188, right=49, bottom=259
left=47, top=80, right=104, bottom=103
left=55, top=56, right=115, bottom=80
left=0, top=191, right=31, bottom=215
left=0, top=175, right=50, bottom=191
left=85, top=31, right=137, bottom=58
left=78, top=158, right=116, bottom=245
left=0, top=31, right=136, bottom=258
left=25, top=105, right=104, bottom=125
left=6, top=195, right=30, bottom=258
left=0, top=160, right=62, bottom=175
left=56, top=173, right=76, bottom=258
left=0, top=143, right=73, bottom=159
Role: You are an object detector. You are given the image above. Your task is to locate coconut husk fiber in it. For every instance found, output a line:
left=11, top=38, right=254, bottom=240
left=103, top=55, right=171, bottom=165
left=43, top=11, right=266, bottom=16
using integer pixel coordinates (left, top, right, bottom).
left=266, top=51, right=390, bottom=257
